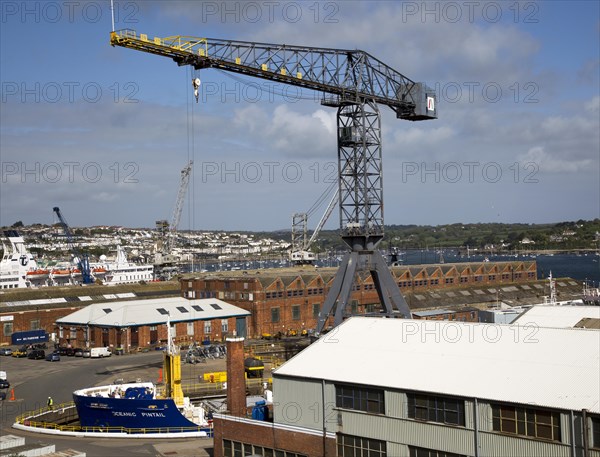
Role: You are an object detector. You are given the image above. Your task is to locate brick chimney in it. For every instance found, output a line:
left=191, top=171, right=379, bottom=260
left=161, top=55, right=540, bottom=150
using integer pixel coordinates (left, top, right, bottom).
left=226, top=337, right=246, bottom=417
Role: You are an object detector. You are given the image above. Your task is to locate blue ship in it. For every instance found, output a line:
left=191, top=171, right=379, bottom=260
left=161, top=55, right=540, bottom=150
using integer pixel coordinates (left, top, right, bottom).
left=72, top=382, right=211, bottom=433
left=73, top=316, right=212, bottom=435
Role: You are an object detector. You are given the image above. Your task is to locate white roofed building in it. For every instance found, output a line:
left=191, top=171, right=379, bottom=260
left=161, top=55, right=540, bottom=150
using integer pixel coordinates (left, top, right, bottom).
left=214, top=317, right=600, bottom=457
left=513, top=305, right=600, bottom=329
left=55, top=297, right=250, bottom=350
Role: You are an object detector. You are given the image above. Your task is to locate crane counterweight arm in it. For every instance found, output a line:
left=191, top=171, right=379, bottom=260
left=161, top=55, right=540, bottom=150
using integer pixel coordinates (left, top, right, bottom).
left=110, top=29, right=436, bottom=120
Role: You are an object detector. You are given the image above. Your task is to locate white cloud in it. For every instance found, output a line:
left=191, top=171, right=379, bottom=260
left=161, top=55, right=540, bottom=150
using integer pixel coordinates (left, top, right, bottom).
left=518, top=146, right=595, bottom=173
left=585, top=95, right=600, bottom=113
left=392, top=125, right=456, bottom=148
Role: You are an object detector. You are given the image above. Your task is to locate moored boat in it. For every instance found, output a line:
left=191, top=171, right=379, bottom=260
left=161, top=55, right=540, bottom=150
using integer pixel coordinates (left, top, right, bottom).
left=0, top=230, right=38, bottom=289
left=72, top=382, right=208, bottom=431
left=72, top=317, right=211, bottom=435
left=94, top=246, right=154, bottom=285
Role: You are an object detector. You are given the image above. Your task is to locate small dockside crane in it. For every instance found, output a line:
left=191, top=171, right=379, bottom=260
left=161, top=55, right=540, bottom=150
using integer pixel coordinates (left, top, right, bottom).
left=52, top=207, right=93, bottom=285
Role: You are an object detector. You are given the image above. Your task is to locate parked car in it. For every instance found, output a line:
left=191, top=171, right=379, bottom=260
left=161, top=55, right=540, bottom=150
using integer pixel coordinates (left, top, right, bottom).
left=27, top=349, right=45, bottom=360
left=74, top=348, right=83, bottom=357
left=82, top=349, right=91, bottom=358
left=0, top=348, right=13, bottom=356
left=11, top=348, right=27, bottom=358
left=0, top=391, right=6, bottom=401
left=57, top=347, right=68, bottom=356
left=0, top=379, right=10, bottom=389
left=65, top=347, right=76, bottom=356
left=45, top=352, right=60, bottom=362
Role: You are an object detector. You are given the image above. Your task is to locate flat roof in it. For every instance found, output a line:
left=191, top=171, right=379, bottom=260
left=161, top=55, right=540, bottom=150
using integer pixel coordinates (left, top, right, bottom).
left=56, top=297, right=250, bottom=328
left=512, top=305, right=600, bottom=328
left=412, top=309, right=453, bottom=317
left=274, top=317, right=600, bottom=413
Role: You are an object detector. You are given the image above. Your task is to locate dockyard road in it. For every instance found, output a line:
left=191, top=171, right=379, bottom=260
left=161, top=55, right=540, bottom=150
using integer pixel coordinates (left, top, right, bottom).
left=0, top=351, right=218, bottom=457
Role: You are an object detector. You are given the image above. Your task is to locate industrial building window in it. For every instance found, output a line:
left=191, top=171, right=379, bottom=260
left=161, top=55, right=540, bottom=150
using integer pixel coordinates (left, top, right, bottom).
left=592, top=415, right=600, bottom=449
left=407, top=393, right=465, bottom=426
left=177, top=306, right=189, bottom=313
left=204, top=321, right=211, bottom=334
left=336, top=384, right=385, bottom=414
left=491, top=404, right=561, bottom=442
left=271, top=307, right=280, bottom=323
left=30, top=319, right=40, bottom=331
left=312, top=303, right=320, bottom=318
left=222, top=439, right=307, bottom=457
left=3, top=322, right=13, bottom=337
left=211, top=303, right=223, bottom=310
left=192, top=305, right=204, bottom=312
left=408, top=445, right=467, bottom=457
left=338, top=434, right=386, bottom=457
left=292, top=305, right=301, bottom=320
left=221, top=319, right=228, bottom=333
left=70, top=327, right=77, bottom=339
left=187, top=322, right=194, bottom=336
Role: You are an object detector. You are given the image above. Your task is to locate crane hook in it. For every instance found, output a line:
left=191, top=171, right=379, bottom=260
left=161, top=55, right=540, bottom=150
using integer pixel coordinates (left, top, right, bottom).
left=192, top=77, right=201, bottom=103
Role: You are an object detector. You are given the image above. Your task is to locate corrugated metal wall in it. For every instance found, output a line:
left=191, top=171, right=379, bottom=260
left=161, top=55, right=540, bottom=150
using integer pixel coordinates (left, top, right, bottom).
left=272, top=376, right=324, bottom=430
left=478, top=431, right=572, bottom=457
left=337, top=409, right=475, bottom=456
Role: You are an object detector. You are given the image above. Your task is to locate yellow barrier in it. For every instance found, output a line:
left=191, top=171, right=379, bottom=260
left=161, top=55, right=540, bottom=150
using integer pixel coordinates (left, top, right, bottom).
left=203, top=371, right=227, bottom=383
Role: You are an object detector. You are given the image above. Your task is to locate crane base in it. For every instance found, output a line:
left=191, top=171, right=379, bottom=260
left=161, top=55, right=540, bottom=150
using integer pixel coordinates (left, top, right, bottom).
left=316, top=249, right=411, bottom=334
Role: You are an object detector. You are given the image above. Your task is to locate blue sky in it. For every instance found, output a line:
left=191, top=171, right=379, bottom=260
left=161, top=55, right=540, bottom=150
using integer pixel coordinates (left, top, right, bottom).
left=1, top=1, right=599, bottom=231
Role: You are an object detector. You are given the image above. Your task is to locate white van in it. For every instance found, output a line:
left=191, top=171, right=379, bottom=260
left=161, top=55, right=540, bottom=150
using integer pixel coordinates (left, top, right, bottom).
left=90, top=347, right=112, bottom=358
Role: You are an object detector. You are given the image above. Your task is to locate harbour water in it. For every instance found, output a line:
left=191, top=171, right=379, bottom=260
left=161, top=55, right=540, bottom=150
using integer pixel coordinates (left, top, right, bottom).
left=398, top=250, right=599, bottom=284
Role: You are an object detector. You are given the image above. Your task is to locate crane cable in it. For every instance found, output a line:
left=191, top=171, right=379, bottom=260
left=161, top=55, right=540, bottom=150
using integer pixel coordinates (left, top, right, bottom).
left=306, top=179, right=337, bottom=219
left=186, top=68, right=196, bottom=235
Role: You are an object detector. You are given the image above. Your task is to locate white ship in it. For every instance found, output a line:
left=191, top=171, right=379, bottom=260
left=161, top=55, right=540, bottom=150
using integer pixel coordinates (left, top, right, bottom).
left=0, top=230, right=38, bottom=289
left=99, top=245, right=154, bottom=285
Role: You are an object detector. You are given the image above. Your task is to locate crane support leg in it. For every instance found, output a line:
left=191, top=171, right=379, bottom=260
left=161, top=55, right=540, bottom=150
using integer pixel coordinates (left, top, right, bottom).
left=317, top=250, right=411, bottom=333
left=316, top=100, right=411, bottom=334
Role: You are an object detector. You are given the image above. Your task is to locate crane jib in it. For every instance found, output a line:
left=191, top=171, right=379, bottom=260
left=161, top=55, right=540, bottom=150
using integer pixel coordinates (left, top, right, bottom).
left=109, top=29, right=436, bottom=121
